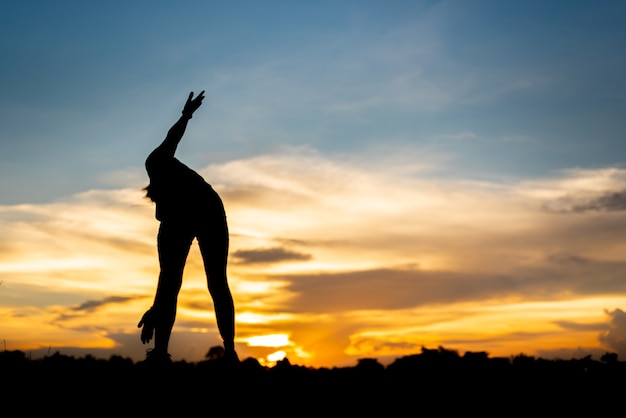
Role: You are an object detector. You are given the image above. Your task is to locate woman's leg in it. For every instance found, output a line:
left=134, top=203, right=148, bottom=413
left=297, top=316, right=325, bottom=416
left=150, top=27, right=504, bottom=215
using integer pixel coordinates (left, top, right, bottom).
left=151, top=222, right=194, bottom=355
left=197, top=210, right=237, bottom=359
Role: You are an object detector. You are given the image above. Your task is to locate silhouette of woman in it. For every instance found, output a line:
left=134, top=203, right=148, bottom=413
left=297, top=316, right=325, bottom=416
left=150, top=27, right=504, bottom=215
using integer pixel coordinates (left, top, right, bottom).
left=138, top=91, right=238, bottom=365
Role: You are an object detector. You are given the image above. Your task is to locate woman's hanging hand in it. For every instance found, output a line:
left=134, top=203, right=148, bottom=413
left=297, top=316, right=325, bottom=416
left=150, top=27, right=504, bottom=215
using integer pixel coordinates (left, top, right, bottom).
left=137, top=307, right=156, bottom=344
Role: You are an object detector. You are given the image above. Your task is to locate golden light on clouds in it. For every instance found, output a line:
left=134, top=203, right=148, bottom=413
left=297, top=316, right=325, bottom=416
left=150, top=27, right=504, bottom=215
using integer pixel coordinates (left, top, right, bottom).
left=242, top=333, right=292, bottom=347
left=2, top=150, right=626, bottom=367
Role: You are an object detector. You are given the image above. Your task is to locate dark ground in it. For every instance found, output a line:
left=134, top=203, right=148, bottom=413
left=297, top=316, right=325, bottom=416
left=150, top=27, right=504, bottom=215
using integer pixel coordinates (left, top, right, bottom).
left=2, top=346, right=624, bottom=415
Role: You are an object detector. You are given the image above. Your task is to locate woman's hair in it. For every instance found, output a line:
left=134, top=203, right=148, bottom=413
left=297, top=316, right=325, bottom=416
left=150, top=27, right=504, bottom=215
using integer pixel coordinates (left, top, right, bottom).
left=143, top=184, right=156, bottom=202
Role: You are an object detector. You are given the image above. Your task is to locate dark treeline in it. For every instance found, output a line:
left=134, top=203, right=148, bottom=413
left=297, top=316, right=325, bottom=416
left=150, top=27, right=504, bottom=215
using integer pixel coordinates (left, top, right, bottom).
left=2, top=346, right=624, bottom=415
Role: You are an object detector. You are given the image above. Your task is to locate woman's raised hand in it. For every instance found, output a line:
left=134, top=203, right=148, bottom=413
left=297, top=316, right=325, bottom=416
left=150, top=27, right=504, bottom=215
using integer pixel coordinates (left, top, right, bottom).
left=182, top=90, right=205, bottom=118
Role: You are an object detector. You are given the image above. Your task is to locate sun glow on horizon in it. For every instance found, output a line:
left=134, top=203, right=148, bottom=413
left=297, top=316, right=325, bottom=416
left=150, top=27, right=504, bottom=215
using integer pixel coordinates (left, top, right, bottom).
left=241, top=333, right=292, bottom=348
left=267, top=350, right=287, bottom=362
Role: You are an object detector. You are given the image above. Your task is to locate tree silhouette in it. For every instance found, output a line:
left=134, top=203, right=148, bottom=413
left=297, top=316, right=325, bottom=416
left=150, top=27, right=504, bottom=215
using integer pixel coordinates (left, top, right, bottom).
left=205, top=345, right=225, bottom=361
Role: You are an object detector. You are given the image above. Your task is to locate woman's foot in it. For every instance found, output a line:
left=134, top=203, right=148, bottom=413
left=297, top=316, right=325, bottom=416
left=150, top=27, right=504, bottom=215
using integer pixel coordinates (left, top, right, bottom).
left=136, top=349, right=172, bottom=367
left=223, top=349, right=240, bottom=366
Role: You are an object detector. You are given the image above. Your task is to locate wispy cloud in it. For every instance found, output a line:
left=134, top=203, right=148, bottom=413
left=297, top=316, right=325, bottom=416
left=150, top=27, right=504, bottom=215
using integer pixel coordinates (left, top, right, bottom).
left=569, top=190, right=626, bottom=213
left=70, top=296, right=139, bottom=313
left=232, top=247, right=312, bottom=265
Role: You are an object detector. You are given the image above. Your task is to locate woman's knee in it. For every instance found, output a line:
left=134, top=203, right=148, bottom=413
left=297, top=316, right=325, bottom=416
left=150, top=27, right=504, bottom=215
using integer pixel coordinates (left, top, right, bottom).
left=208, top=275, right=230, bottom=295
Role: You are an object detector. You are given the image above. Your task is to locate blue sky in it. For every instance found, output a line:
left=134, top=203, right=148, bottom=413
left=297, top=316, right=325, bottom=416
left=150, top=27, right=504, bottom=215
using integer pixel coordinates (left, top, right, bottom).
left=3, top=1, right=626, bottom=366
left=2, top=1, right=625, bottom=204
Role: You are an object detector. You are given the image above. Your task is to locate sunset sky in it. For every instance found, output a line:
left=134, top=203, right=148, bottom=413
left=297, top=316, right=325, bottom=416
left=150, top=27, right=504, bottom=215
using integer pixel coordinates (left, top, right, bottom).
left=2, top=0, right=626, bottom=368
